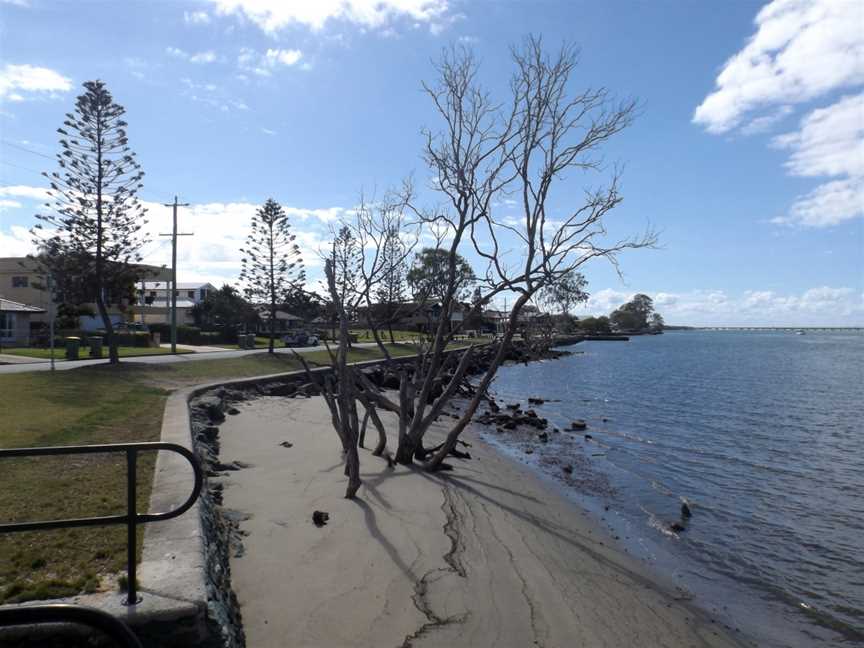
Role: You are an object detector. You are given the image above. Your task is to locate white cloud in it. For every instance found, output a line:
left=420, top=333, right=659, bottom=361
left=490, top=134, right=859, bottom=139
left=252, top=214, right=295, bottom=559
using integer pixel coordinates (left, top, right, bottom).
left=166, top=46, right=188, bottom=59
left=261, top=127, right=277, bottom=136
left=138, top=200, right=341, bottom=283
left=238, top=47, right=303, bottom=76
left=0, top=199, right=23, bottom=210
left=772, top=94, right=864, bottom=179
left=772, top=178, right=864, bottom=228
left=575, top=286, right=863, bottom=326
left=184, top=10, right=211, bottom=24
left=0, top=0, right=30, bottom=7
left=693, top=0, right=864, bottom=134
left=694, top=0, right=864, bottom=228
left=167, top=47, right=220, bottom=64
left=0, top=225, right=33, bottom=257
left=190, top=50, right=218, bottom=64
left=0, top=64, right=72, bottom=101
left=208, top=0, right=450, bottom=35
left=0, top=185, right=51, bottom=201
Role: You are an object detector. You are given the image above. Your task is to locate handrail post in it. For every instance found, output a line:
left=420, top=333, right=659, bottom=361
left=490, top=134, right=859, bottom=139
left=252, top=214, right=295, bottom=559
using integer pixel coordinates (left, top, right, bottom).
left=124, top=448, right=140, bottom=606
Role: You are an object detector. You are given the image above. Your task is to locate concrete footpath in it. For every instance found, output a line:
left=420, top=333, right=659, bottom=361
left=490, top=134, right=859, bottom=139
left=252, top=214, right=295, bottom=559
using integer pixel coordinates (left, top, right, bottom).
left=0, top=342, right=378, bottom=374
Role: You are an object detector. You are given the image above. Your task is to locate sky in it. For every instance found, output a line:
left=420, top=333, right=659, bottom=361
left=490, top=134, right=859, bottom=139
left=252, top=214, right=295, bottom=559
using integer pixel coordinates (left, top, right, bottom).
left=0, top=0, right=862, bottom=326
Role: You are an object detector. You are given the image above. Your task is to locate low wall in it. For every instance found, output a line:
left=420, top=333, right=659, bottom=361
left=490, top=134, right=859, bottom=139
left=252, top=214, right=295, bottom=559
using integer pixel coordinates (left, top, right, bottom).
left=0, top=351, right=473, bottom=647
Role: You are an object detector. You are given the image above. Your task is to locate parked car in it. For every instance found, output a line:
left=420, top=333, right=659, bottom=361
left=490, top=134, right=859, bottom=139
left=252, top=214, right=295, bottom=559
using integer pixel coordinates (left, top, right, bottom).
left=282, top=331, right=319, bottom=347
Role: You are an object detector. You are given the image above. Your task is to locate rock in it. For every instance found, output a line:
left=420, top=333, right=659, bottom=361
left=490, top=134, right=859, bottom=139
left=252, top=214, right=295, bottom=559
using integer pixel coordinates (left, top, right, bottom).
left=503, top=420, right=517, bottom=430
left=528, top=397, right=544, bottom=405
left=562, top=464, right=574, bottom=474
left=525, top=409, right=537, bottom=418
left=196, top=395, right=225, bottom=422
left=670, top=522, right=686, bottom=533
left=570, top=419, right=587, bottom=430
left=495, top=427, right=505, bottom=434
left=584, top=434, right=593, bottom=440
left=538, top=432, right=549, bottom=443
left=226, top=407, right=240, bottom=416
left=525, top=448, right=534, bottom=455
left=267, top=382, right=297, bottom=397
left=279, top=441, right=293, bottom=448
left=506, top=403, right=520, bottom=410
left=681, top=502, right=692, bottom=518
left=602, top=417, right=609, bottom=422
left=382, top=373, right=401, bottom=389
left=312, top=510, right=330, bottom=527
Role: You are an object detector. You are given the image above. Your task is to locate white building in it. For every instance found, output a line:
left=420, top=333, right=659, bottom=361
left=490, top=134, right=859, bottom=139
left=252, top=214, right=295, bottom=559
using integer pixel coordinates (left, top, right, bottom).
left=131, top=282, right=216, bottom=325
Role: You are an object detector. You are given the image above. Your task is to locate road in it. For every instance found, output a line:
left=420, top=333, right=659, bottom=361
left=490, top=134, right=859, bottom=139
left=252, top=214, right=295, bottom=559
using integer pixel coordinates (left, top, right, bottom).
left=0, top=343, right=379, bottom=374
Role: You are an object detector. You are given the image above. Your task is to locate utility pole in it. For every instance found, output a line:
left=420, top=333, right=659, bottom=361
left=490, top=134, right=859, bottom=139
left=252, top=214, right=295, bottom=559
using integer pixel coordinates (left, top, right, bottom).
left=48, top=273, right=55, bottom=372
left=159, top=196, right=192, bottom=354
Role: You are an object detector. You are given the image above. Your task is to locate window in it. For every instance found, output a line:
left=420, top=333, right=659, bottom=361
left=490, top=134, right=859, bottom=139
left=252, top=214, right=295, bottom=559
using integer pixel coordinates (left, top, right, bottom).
left=200, top=288, right=207, bottom=300
left=0, top=312, right=14, bottom=339
left=187, top=290, right=195, bottom=299
left=11, top=276, right=28, bottom=288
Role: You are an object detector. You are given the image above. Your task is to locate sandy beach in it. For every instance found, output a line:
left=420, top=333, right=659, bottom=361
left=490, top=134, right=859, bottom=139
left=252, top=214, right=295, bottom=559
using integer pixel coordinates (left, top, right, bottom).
left=216, top=395, right=747, bottom=648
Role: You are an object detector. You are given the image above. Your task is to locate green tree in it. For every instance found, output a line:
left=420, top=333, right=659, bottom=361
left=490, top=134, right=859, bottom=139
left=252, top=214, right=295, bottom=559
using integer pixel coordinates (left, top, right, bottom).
left=611, top=294, right=655, bottom=330
left=239, top=199, right=305, bottom=353
left=406, top=247, right=475, bottom=303
left=374, top=225, right=409, bottom=343
left=32, top=80, right=149, bottom=364
left=537, top=270, right=589, bottom=315
left=191, top=284, right=259, bottom=334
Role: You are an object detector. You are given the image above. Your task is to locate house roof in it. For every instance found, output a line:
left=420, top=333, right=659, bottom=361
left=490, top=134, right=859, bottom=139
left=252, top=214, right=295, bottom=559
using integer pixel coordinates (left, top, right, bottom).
left=253, top=305, right=304, bottom=320
left=0, top=297, right=46, bottom=313
left=140, top=281, right=216, bottom=291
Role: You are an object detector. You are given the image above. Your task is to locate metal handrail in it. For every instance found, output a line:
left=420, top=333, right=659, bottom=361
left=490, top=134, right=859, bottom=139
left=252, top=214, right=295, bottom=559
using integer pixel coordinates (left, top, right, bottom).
left=0, top=442, right=202, bottom=605
left=0, top=603, right=143, bottom=648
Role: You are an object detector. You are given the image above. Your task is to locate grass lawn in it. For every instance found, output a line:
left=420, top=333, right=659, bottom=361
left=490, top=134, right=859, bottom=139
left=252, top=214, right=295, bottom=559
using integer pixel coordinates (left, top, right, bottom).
left=1, top=346, right=190, bottom=361
left=349, top=328, right=427, bottom=342
left=213, top=335, right=280, bottom=350
left=0, top=344, right=425, bottom=603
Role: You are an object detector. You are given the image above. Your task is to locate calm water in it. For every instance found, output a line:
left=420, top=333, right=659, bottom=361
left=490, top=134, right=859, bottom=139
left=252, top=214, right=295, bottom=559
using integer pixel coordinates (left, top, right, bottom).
left=483, top=331, right=864, bottom=647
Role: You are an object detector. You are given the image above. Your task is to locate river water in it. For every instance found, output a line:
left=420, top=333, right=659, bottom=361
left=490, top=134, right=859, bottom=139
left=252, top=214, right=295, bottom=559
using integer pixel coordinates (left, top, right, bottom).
left=480, top=330, right=863, bottom=647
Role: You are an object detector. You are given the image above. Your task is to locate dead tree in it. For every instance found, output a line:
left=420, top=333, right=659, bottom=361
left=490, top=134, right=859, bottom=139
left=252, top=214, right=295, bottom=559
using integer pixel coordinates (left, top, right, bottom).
left=422, top=37, right=656, bottom=469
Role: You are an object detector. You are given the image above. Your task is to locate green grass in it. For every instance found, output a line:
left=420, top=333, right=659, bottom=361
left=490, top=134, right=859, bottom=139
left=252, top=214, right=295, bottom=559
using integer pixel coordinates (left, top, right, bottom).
left=349, top=328, right=427, bottom=342
left=1, top=346, right=190, bottom=360
left=0, top=342, right=448, bottom=603
left=214, top=335, right=280, bottom=350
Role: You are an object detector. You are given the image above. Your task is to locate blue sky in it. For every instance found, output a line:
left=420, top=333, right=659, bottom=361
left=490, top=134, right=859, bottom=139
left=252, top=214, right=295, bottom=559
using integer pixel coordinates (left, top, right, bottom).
left=0, top=0, right=861, bottom=325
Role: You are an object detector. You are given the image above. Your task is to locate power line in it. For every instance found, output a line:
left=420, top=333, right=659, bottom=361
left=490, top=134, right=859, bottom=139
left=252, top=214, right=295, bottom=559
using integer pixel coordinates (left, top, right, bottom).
left=0, top=139, right=54, bottom=160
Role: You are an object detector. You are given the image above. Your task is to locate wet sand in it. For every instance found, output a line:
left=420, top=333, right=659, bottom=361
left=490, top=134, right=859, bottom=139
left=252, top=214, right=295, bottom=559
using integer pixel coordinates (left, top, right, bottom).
left=217, top=396, right=747, bottom=648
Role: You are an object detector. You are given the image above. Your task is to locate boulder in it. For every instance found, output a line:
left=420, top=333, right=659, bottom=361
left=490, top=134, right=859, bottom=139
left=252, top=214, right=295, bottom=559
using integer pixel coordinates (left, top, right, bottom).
left=570, top=419, right=587, bottom=430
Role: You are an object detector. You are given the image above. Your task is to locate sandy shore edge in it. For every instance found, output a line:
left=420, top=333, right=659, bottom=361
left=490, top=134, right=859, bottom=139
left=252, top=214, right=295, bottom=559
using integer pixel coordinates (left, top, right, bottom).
left=216, top=395, right=749, bottom=648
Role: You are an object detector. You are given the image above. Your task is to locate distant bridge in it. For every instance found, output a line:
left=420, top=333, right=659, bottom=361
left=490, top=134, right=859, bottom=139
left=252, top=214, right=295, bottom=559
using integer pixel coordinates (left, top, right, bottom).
left=695, top=327, right=863, bottom=332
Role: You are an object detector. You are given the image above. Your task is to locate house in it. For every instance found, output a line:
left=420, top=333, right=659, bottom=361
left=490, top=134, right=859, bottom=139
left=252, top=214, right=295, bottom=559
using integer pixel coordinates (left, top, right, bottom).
left=252, top=305, right=306, bottom=333
left=356, top=301, right=466, bottom=333
left=130, top=282, right=217, bottom=325
left=0, top=256, right=170, bottom=330
left=0, top=298, right=46, bottom=347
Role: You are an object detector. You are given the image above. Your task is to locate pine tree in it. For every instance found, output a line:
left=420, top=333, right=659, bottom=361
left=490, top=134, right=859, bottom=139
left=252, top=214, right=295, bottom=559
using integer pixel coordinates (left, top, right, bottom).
left=239, top=199, right=305, bottom=353
left=31, top=80, right=149, bottom=364
left=374, top=225, right=407, bottom=343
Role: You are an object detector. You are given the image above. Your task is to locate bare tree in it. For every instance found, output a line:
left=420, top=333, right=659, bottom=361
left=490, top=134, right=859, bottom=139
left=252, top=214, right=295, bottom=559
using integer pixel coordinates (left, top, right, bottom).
left=301, top=193, right=418, bottom=498
left=422, top=37, right=655, bottom=468
left=314, top=36, right=655, bottom=495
